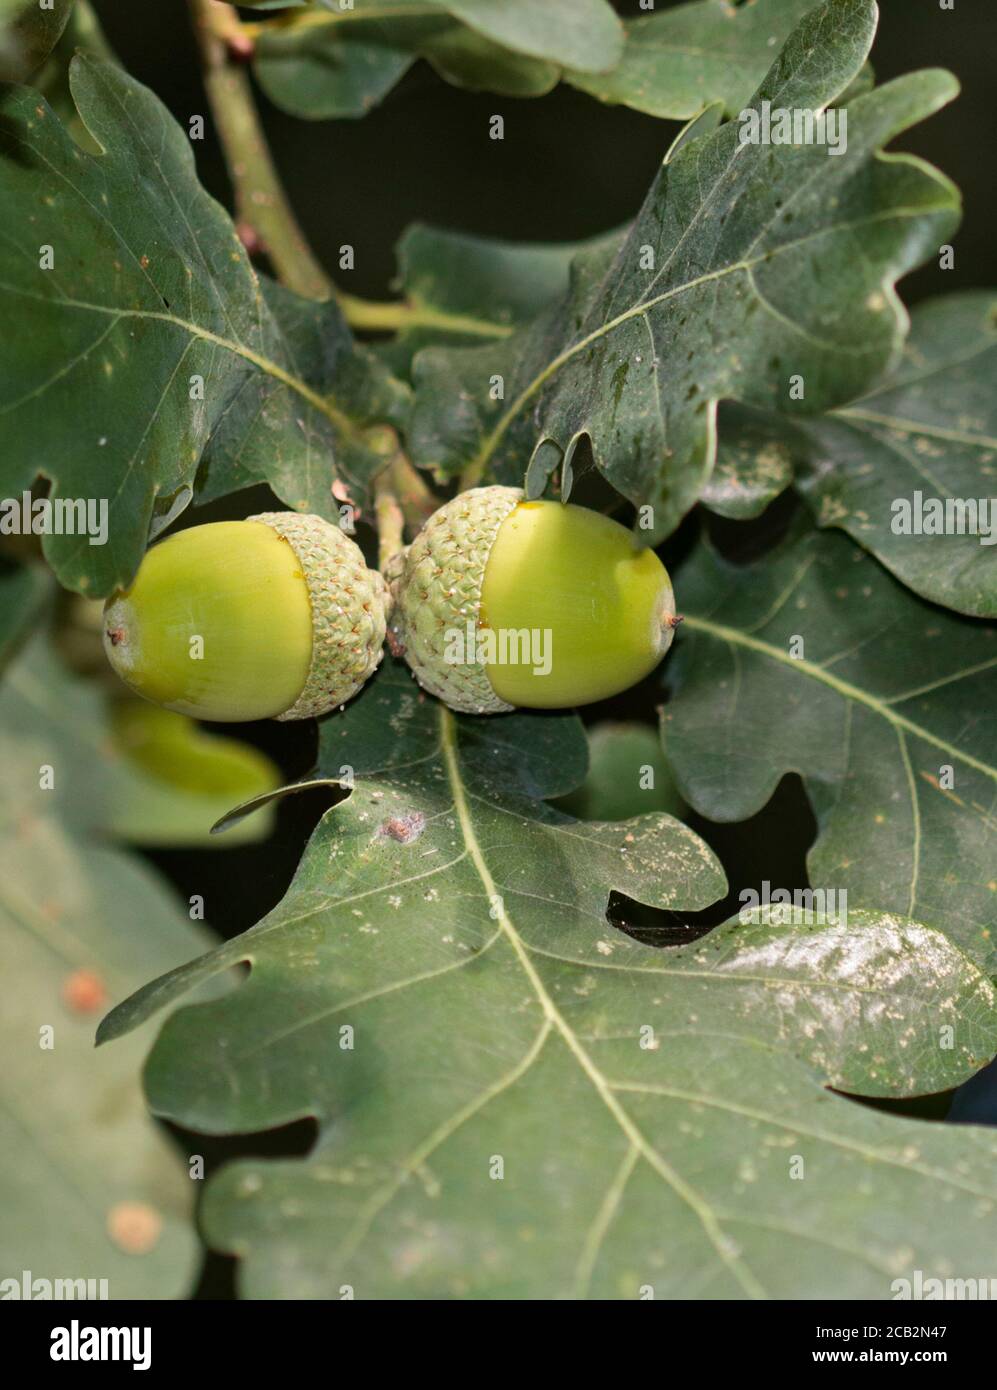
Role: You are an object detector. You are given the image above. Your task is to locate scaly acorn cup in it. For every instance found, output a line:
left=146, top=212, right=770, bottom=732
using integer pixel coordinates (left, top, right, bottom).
left=388, top=486, right=678, bottom=713
left=102, top=513, right=388, bottom=722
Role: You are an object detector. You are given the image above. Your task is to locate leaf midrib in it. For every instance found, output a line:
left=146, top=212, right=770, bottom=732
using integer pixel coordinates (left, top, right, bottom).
left=439, top=704, right=768, bottom=1299
left=611, top=1079, right=997, bottom=1204
left=469, top=205, right=939, bottom=472
left=0, top=283, right=355, bottom=438
left=682, top=614, right=997, bottom=784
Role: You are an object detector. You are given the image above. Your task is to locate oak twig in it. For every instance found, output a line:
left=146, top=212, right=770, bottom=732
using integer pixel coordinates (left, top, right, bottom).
left=188, top=0, right=332, bottom=301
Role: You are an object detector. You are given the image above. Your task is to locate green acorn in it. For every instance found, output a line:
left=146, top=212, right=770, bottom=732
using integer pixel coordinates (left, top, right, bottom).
left=388, top=486, right=678, bottom=713
left=103, top=512, right=388, bottom=722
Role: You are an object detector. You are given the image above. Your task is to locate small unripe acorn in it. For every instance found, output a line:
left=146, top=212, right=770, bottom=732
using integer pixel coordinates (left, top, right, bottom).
left=389, top=486, right=677, bottom=713
left=102, top=513, right=388, bottom=722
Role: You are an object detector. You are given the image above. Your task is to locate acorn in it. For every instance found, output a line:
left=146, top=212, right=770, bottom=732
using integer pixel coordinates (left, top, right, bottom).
left=102, top=512, right=388, bottom=722
left=388, top=487, right=678, bottom=713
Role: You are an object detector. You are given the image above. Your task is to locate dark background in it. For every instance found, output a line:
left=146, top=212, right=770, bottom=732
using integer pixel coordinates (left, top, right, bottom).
left=85, top=0, right=996, bottom=1295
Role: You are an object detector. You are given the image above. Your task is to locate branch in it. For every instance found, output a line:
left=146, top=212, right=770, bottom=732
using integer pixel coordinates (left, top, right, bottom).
left=390, top=450, right=437, bottom=531
left=188, top=0, right=332, bottom=301
left=366, top=426, right=436, bottom=550
left=337, top=291, right=513, bottom=341
left=188, top=4, right=444, bottom=531
left=240, top=9, right=342, bottom=42
left=371, top=467, right=406, bottom=575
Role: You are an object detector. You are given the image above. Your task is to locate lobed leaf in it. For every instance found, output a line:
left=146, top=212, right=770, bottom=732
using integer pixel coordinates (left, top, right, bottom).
left=409, top=0, right=959, bottom=537
left=252, top=0, right=619, bottom=120
left=567, top=0, right=823, bottom=119
left=376, top=222, right=622, bottom=377
left=664, top=520, right=997, bottom=969
left=0, top=56, right=406, bottom=596
left=98, top=663, right=997, bottom=1298
left=795, top=291, right=997, bottom=618
left=706, top=294, right=997, bottom=617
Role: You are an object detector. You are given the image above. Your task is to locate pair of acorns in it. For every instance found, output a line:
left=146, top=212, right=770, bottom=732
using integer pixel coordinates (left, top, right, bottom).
left=103, top=486, right=678, bottom=722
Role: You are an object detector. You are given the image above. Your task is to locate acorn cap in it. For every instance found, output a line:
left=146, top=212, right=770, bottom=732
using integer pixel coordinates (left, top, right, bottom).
left=390, top=487, right=678, bottom=715
left=250, top=511, right=388, bottom=720
left=389, top=486, right=522, bottom=714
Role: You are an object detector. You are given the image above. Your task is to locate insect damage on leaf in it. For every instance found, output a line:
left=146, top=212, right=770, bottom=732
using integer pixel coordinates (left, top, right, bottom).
left=379, top=812, right=427, bottom=844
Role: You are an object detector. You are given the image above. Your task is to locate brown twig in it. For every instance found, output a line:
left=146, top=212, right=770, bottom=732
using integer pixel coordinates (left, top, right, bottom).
left=188, top=3, right=444, bottom=541
left=188, top=0, right=333, bottom=300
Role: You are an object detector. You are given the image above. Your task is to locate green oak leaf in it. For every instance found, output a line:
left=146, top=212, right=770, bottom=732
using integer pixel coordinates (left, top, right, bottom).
left=248, top=0, right=874, bottom=124
left=251, top=0, right=619, bottom=120
left=663, top=520, right=997, bottom=970
left=98, top=660, right=724, bottom=1065
left=702, top=401, right=798, bottom=519
left=419, top=24, right=558, bottom=99
left=373, top=223, right=621, bottom=377
left=99, top=663, right=997, bottom=1298
left=0, top=629, right=216, bottom=1298
left=0, top=0, right=73, bottom=83
left=192, top=275, right=408, bottom=512
left=705, top=294, right=997, bottom=612
left=409, top=0, right=959, bottom=538
left=440, top=0, right=622, bottom=73
left=198, top=900, right=997, bottom=1300
left=567, top=0, right=874, bottom=120
left=556, top=722, right=687, bottom=823
left=30, top=0, right=116, bottom=153
left=0, top=55, right=406, bottom=596
left=198, top=961, right=995, bottom=1295
left=794, top=291, right=997, bottom=619
left=253, top=15, right=416, bottom=122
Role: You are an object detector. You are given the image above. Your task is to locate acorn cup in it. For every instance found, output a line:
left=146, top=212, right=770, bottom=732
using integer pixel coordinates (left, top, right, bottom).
left=388, top=486, right=678, bottom=714
left=102, top=512, right=388, bottom=722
